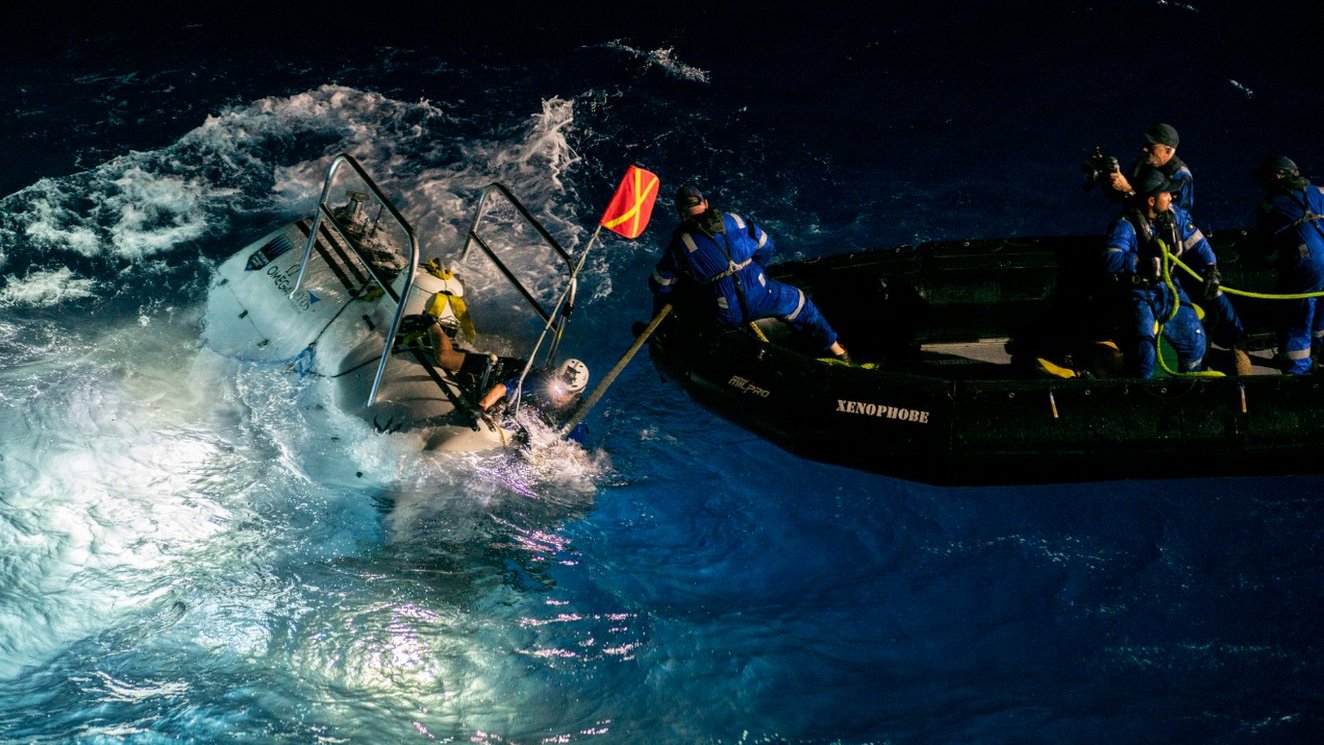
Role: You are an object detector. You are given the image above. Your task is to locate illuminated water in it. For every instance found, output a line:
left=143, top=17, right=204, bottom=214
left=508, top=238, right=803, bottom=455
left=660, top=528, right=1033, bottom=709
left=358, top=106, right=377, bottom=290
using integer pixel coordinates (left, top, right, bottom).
left=2, top=3, right=1321, bottom=743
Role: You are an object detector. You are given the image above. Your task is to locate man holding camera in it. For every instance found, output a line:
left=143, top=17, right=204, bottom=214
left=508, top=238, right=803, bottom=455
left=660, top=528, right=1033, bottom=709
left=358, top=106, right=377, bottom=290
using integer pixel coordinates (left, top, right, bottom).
left=1108, top=122, right=1195, bottom=214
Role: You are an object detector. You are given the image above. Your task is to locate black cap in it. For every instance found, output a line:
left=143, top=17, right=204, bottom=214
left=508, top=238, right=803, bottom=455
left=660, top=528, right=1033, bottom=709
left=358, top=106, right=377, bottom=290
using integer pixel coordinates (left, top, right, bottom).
left=1132, top=168, right=1178, bottom=198
left=1143, top=123, right=1180, bottom=148
left=674, top=184, right=705, bottom=211
left=1252, top=155, right=1300, bottom=178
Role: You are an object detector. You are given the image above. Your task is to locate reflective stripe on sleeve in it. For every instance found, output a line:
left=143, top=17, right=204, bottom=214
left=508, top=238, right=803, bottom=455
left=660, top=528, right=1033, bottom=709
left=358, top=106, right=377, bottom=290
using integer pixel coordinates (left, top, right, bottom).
left=1184, top=229, right=1205, bottom=251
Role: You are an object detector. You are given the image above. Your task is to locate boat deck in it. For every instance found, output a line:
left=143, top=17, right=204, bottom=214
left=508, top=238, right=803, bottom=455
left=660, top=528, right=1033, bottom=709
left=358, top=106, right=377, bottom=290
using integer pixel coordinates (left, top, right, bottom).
left=921, top=339, right=1282, bottom=377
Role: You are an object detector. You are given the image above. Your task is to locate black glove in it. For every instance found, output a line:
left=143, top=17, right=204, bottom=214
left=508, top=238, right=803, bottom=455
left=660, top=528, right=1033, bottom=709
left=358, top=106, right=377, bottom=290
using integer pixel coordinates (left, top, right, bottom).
left=1202, top=267, right=1222, bottom=300
left=398, top=313, right=434, bottom=334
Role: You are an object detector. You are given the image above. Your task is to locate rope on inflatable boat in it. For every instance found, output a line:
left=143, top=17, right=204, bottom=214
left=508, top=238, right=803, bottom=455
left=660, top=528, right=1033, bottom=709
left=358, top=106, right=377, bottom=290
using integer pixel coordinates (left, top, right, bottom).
left=1167, top=253, right=1324, bottom=300
left=1154, top=241, right=1324, bottom=376
left=1155, top=239, right=1225, bottom=378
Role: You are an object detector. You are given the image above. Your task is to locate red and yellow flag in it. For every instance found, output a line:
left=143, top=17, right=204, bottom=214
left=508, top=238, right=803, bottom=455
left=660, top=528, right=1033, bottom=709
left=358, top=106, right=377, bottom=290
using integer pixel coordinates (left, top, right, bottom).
left=599, top=165, right=660, bottom=239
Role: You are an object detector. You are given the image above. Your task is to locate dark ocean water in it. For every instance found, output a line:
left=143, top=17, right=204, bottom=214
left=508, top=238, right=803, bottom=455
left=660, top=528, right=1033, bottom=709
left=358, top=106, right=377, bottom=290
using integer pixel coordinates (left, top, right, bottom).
left=1, top=2, right=1322, bottom=743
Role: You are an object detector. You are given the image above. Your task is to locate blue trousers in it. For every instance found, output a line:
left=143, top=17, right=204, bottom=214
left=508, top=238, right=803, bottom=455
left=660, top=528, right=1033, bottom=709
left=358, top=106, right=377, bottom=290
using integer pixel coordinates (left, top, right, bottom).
left=717, top=276, right=839, bottom=353
left=1129, top=284, right=1206, bottom=378
left=1278, top=259, right=1324, bottom=374
left=1193, top=286, right=1246, bottom=349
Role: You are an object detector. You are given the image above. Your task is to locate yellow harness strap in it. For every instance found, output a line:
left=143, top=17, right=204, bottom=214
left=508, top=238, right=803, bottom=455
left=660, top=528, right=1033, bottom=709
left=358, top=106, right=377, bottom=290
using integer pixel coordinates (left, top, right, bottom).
left=421, top=261, right=477, bottom=340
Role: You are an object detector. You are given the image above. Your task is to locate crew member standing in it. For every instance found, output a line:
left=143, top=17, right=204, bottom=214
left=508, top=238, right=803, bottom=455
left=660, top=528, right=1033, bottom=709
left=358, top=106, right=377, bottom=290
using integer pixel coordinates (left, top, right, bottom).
left=1254, top=156, right=1324, bottom=375
left=649, top=184, right=850, bottom=362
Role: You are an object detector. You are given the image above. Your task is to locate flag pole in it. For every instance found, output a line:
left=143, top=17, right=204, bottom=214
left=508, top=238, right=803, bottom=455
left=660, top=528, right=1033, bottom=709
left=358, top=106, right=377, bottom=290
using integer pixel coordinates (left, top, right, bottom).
left=509, top=165, right=659, bottom=419
left=510, top=223, right=605, bottom=413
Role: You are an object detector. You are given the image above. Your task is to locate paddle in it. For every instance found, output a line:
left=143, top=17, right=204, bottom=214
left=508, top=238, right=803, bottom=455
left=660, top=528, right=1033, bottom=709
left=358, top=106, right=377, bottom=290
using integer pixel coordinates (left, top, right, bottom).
left=559, top=304, right=672, bottom=436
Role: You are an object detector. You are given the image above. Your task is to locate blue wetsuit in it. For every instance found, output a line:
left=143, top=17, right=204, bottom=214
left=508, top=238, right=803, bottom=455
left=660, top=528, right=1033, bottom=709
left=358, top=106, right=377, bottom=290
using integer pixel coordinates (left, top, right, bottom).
left=1257, top=181, right=1324, bottom=374
left=650, top=210, right=838, bottom=353
left=1104, top=206, right=1208, bottom=377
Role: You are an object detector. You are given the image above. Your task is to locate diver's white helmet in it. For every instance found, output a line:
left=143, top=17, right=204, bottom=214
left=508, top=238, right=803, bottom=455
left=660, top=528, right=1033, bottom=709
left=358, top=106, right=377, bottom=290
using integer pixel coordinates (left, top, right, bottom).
left=557, top=358, right=589, bottom=393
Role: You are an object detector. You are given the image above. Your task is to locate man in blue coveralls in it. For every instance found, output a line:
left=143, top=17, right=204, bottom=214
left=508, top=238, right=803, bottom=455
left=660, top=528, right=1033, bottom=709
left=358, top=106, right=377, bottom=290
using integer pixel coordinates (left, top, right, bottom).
left=1103, top=169, right=1210, bottom=378
left=1254, top=156, right=1324, bottom=374
left=1108, top=122, right=1196, bottom=214
left=649, top=184, right=851, bottom=362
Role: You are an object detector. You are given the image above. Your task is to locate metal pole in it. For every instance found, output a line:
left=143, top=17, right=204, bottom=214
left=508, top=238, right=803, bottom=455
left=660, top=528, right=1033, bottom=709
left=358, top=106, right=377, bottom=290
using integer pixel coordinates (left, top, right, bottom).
left=512, top=224, right=605, bottom=415
left=558, top=303, right=671, bottom=436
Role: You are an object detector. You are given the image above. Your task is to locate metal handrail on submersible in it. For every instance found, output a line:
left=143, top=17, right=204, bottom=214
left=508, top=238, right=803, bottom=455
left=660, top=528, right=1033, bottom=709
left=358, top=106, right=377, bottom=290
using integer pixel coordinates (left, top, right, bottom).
left=459, top=183, right=575, bottom=368
left=289, top=152, right=420, bottom=407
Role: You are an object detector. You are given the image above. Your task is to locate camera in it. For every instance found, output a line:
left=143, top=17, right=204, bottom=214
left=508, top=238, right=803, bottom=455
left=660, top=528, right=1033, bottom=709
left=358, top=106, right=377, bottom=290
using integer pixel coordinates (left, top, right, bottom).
left=1081, top=146, right=1121, bottom=191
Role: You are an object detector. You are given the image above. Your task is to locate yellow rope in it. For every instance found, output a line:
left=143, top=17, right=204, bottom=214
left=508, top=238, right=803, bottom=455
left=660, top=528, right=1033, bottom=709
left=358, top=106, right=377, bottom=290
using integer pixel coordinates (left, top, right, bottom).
left=1155, top=239, right=1225, bottom=378
left=1168, top=252, right=1324, bottom=300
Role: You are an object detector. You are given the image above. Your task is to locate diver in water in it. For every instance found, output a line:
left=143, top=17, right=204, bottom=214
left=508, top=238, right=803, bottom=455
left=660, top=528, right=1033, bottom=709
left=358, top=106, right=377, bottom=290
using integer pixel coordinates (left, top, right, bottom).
left=477, top=358, right=591, bottom=443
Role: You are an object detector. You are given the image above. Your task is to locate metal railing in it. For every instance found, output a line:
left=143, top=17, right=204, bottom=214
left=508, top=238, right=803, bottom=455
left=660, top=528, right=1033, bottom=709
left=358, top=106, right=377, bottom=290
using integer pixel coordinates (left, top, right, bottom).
left=290, top=153, right=419, bottom=406
left=459, top=183, right=575, bottom=366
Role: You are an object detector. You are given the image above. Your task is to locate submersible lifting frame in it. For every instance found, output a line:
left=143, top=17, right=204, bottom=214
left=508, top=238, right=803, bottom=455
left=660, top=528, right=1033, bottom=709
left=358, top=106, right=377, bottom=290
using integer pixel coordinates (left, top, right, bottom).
left=203, top=153, right=578, bottom=451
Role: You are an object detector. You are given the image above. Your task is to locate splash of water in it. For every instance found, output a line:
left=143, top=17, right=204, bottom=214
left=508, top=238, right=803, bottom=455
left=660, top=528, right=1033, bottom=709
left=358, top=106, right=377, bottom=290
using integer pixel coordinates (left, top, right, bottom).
left=600, top=41, right=712, bottom=84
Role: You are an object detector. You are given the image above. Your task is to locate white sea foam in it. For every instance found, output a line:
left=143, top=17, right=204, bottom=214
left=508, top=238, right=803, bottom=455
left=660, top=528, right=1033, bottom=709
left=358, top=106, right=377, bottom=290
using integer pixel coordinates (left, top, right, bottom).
left=16, top=181, right=104, bottom=257
left=105, top=167, right=210, bottom=258
left=491, top=97, right=583, bottom=193
left=602, top=41, right=712, bottom=84
left=1157, top=0, right=1201, bottom=13
left=0, top=315, right=407, bottom=680
left=0, top=84, right=607, bottom=681
left=0, top=266, right=99, bottom=308
left=2, top=86, right=452, bottom=269
left=2, top=82, right=593, bottom=332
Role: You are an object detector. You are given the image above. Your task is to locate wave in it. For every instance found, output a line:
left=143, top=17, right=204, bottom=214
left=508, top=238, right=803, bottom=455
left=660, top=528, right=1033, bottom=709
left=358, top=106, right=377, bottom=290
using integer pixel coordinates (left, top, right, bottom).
left=600, top=41, right=712, bottom=84
left=0, top=83, right=609, bottom=683
left=0, top=85, right=592, bottom=315
left=0, top=267, right=99, bottom=309
left=0, top=320, right=607, bottom=682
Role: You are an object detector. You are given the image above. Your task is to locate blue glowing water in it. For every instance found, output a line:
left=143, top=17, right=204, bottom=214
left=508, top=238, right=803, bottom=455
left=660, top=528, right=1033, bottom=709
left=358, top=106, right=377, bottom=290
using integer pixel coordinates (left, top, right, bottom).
left=1, top=2, right=1321, bottom=743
